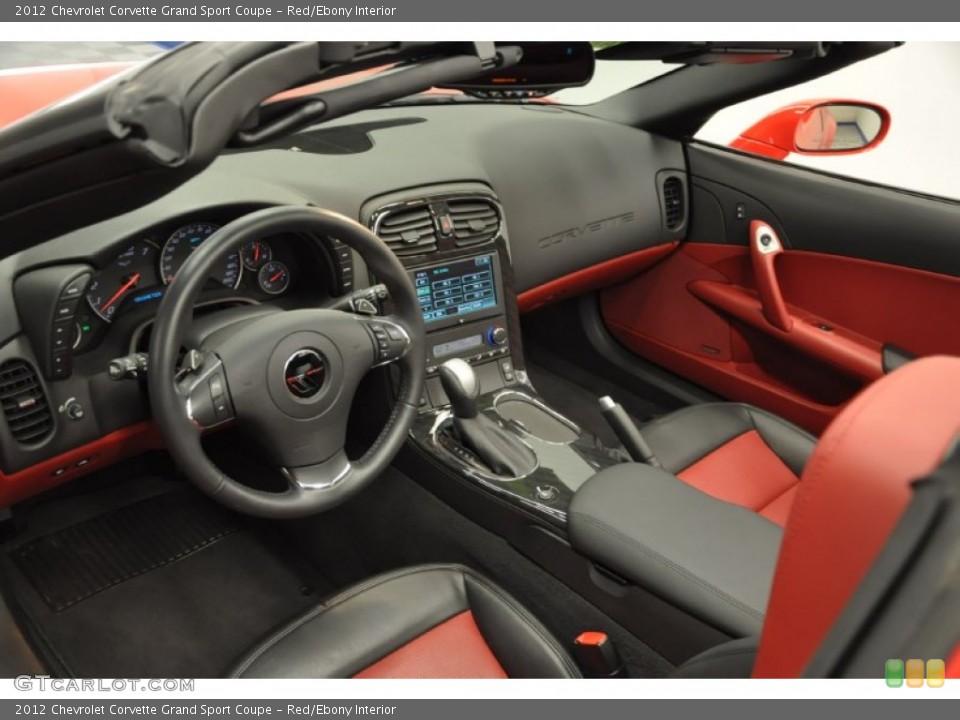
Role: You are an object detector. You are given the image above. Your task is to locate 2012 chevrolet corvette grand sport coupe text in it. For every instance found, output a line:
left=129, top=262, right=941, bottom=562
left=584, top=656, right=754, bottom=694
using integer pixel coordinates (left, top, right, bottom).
left=0, top=41, right=958, bottom=680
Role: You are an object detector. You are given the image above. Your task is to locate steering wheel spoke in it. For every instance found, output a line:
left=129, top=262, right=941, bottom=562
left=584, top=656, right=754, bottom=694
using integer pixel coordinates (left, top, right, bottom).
left=283, top=450, right=354, bottom=492
left=177, top=350, right=236, bottom=429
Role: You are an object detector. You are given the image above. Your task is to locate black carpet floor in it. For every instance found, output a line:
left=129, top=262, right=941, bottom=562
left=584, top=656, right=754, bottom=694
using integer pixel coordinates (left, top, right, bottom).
left=1, top=477, right=331, bottom=678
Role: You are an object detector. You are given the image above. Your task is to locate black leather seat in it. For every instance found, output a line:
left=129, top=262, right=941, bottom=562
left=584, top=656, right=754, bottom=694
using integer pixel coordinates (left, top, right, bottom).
left=642, top=403, right=816, bottom=526
left=231, top=564, right=580, bottom=678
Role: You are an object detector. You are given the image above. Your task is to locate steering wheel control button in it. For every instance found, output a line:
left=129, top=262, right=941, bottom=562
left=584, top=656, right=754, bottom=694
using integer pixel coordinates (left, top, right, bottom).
left=366, top=320, right=410, bottom=365
left=284, top=350, right=327, bottom=399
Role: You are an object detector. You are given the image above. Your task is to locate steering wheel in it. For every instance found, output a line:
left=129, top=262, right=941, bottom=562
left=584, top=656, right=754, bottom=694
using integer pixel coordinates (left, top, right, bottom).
left=147, top=206, right=425, bottom=518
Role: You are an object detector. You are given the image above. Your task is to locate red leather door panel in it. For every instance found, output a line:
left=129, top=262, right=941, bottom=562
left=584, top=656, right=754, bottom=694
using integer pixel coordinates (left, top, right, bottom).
left=601, top=243, right=960, bottom=434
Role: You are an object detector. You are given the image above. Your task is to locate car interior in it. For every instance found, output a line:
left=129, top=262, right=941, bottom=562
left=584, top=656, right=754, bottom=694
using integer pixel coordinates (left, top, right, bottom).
left=0, top=40, right=958, bottom=680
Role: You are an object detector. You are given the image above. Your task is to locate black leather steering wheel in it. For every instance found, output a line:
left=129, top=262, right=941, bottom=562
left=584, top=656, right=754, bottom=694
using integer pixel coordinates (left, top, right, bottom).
left=148, top=205, right=425, bottom=518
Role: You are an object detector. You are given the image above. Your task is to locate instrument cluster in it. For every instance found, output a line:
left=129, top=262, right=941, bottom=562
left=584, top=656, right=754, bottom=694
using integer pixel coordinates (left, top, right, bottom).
left=84, top=221, right=298, bottom=323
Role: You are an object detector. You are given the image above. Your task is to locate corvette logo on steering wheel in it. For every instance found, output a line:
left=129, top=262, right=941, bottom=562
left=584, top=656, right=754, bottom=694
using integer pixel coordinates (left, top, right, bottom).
left=284, top=350, right=327, bottom=399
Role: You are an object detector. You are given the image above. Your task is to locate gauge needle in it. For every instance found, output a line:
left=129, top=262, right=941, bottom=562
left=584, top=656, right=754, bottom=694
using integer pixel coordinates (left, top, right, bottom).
left=101, top=273, right=141, bottom=313
left=270, top=270, right=284, bottom=282
left=254, top=244, right=261, bottom=262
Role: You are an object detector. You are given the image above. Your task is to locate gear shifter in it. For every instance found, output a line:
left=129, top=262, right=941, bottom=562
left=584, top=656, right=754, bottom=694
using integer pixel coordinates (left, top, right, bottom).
left=438, top=359, right=536, bottom=478
left=437, top=358, right=480, bottom=418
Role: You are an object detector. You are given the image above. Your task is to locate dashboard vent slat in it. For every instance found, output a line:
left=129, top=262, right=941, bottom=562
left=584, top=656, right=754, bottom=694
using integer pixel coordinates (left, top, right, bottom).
left=0, top=360, right=54, bottom=446
left=376, top=206, right=438, bottom=257
left=663, top=176, right=685, bottom=231
left=448, top=198, right=501, bottom=247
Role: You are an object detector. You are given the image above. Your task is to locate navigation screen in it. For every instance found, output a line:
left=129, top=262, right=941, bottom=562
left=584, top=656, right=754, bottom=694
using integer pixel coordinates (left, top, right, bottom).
left=414, top=255, right=498, bottom=324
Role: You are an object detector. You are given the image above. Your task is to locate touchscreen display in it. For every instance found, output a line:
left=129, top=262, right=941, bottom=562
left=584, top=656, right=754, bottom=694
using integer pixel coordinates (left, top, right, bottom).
left=414, top=255, right=498, bottom=324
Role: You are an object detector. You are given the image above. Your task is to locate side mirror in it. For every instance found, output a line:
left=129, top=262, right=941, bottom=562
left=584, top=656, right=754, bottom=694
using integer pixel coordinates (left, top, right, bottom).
left=731, top=100, right=891, bottom=160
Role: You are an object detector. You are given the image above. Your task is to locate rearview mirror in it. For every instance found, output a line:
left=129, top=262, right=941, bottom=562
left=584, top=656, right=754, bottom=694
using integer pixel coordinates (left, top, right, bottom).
left=731, top=100, right=891, bottom=160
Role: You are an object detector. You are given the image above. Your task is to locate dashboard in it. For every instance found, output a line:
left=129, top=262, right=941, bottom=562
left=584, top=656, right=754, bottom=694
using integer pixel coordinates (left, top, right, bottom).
left=0, top=101, right=686, bottom=506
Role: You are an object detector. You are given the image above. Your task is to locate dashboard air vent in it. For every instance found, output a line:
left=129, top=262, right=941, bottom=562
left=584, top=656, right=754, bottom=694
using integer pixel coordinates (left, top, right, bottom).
left=448, top=198, right=501, bottom=246
left=0, top=360, right=54, bottom=445
left=376, top=206, right=438, bottom=257
left=663, top=176, right=685, bottom=231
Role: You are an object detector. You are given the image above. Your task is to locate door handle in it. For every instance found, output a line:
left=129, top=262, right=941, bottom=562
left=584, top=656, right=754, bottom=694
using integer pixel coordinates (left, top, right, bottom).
left=750, top=220, right=793, bottom=332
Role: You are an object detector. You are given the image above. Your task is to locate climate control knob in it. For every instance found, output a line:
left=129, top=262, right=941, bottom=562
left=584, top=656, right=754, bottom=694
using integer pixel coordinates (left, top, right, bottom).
left=486, top=325, right=508, bottom=347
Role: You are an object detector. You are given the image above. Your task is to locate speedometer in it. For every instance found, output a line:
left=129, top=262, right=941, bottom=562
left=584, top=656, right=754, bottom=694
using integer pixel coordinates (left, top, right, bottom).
left=86, top=240, right=161, bottom=322
left=159, top=222, right=242, bottom=289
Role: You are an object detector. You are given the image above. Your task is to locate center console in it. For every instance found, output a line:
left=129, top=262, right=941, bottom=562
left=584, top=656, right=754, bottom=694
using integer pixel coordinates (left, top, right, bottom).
left=364, top=184, right=625, bottom=528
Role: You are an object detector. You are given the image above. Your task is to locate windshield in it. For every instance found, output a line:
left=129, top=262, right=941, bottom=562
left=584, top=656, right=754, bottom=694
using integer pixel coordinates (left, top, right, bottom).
left=553, top=59, right=677, bottom=105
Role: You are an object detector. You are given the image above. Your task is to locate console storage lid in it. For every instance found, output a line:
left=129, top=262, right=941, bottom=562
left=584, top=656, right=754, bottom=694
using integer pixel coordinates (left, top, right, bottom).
left=568, top=463, right=783, bottom=637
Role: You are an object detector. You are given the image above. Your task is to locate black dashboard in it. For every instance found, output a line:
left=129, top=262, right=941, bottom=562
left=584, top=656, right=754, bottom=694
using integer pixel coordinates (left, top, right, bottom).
left=0, top=101, right=687, bottom=498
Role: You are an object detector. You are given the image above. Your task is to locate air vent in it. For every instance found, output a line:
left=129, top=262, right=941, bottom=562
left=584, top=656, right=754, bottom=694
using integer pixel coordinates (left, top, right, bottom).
left=0, top=360, right=54, bottom=445
left=448, top=198, right=501, bottom=246
left=376, top=205, right=438, bottom=257
left=663, top=176, right=685, bottom=231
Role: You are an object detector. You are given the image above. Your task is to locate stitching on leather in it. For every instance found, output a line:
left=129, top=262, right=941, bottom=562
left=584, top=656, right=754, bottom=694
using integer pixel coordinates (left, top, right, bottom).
left=746, top=406, right=817, bottom=476
left=570, top=512, right=765, bottom=621
left=356, top=401, right=415, bottom=468
left=746, top=406, right=817, bottom=446
left=231, top=563, right=466, bottom=677
left=643, top=403, right=753, bottom=471
left=462, top=569, right=581, bottom=678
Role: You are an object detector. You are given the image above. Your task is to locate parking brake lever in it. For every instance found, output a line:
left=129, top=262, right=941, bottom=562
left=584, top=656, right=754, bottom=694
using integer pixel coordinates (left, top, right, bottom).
left=598, top=396, right=661, bottom=468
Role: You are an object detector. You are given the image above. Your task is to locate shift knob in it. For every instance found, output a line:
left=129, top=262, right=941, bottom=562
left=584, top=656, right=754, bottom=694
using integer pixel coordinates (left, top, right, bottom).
left=438, top=358, right=480, bottom=418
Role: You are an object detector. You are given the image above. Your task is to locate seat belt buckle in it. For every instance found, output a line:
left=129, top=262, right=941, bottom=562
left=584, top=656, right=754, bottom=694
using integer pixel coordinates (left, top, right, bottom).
left=573, top=631, right=627, bottom=678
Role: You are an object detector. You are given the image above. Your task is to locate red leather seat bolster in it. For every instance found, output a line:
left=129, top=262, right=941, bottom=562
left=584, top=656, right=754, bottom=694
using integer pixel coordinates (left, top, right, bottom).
left=678, top=430, right=801, bottom=526
left=354, top=610, right=507, bottom=679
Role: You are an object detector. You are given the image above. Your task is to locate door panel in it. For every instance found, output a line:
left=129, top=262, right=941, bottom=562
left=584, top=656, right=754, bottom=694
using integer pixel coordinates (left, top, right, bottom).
left=601, top=145, right=960, bottom=434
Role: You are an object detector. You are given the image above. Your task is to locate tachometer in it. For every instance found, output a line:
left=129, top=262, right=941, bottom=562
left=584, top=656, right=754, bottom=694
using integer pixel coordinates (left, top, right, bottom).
left=159, top=222, right=242, bottom=289
left=86, top=240, right=161, bottom=321
left=241, top=239, right=272, bottom=271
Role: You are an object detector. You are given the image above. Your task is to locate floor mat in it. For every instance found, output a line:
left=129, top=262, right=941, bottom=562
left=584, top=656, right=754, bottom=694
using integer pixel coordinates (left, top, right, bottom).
left=3, top=482, right=332, bottom=678
left=12, top=490, right=239, bottom=613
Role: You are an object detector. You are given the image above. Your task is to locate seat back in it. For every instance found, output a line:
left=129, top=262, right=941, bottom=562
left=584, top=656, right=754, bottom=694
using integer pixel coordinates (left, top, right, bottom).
left=753, top=356, right=960, bottom=678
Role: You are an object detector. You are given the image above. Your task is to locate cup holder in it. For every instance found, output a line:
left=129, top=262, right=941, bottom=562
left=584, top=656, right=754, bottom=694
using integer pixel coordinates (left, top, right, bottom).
left=494, top=393, right=579, bottom=444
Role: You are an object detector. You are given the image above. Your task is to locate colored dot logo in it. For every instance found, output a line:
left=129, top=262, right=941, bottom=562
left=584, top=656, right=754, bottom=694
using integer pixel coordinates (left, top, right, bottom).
left=885, top=659, right=945, bottom=688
